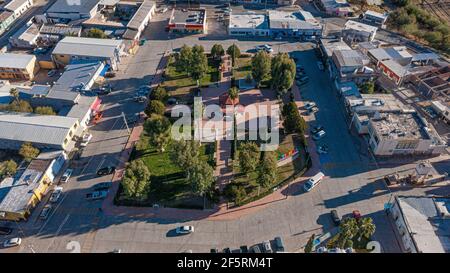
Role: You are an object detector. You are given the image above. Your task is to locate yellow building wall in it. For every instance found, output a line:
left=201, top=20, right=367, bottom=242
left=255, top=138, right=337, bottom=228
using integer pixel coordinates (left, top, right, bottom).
left=38, top=60, right=55, bottom=70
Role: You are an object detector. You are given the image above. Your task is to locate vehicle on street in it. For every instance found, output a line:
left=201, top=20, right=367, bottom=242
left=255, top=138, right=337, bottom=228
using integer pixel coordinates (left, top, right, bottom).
left=49, top=187, right=63, bottom=203
left=311, top=125, right=324, bottom=134
left=134, top=95, right=147, bottom=103
left=317, top=145, right=329, bottom=154
left=352, top=210, right=362, bottom=220
left=97, top=166, right=116, bottom=176
left=331, top=210, right=341, bottom=225
left=85, top=190, right=108, bottom=201
left=256, top=44, right=273, bottom=53
left=304, top=172, right=325, bottom=192
left=274, top=237, right=285, bottom=252
left=95, top=85, right=112, bottom=95
left=306, top=106, right=319, bottom=115
left=0, top=227, right=12, bottom=235
left=250, top=245, right=262, bottom=253
left=47, top=70, right=57, bottom=77
left=39, top=204, right=53, bottom=220
left=93, top=182, right=113, bottom=191
left=175, top=225, right=194, bottom=234
left=60, top=169, right=73, bottom=183
left=304, top=102, right=316, bottom=111
left=3, top=237, right=21, bottom=248
left=317, top=61, right=325, bottom=71
left=80, top=133, right=93, bottom=147
left=262, top=240, right=272, bottom=253
left=312, top=130, right=326, bottom=140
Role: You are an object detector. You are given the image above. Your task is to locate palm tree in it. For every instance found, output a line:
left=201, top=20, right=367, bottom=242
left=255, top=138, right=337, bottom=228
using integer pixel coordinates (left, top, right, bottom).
left=358, top=217, right=376, bottom=241
left=228, top=87, right=239, bottom=100
left=9, top=88, right=19, bottom=103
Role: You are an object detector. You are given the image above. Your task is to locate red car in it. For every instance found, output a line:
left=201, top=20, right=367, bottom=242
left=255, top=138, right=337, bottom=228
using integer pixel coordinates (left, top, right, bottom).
left=352, top=210, right=362, bottom=220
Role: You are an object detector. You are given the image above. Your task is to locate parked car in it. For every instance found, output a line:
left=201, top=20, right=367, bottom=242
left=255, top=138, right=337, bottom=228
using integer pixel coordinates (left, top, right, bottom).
left=97, top=166, right=116, bottom=176
left=304, top=172, right=325, bottom=192
left=49, top=187, right=63, bottom=203
left=262, top=240, right=272, bottom=253
left=250, top=245, right=262, bottom=253
left=0, top=227, right=12, bottom=235
left=95, top=85, right=112, bottom=95
left=311, top=125, right=324, bottom=134
left=134, top=95, right=147, bottom=103
left=274, top=236, right=285, bottom=252
left=304, top=102, right=317, bottom=111
left=3, top=237, right=21, bottom=248
left=93, top=182, right=113, bottom=191
left=331, top=210, right=341, bottom=226
left=312, top=130, right=326, bottom=140
left=85, top=190, right=108, bottom=201
left=256, top=44, right=273, bottom=53
left=40, top=204, right=52, bottom=220
left=175, top=225, right=194, bottom=234
left=80, top=133, right=92, bottom=147
left=60, top=169, right=73, bottom=183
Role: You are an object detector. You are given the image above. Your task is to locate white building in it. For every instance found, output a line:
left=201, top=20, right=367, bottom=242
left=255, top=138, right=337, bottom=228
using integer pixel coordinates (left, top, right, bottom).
left=367, top=112, right=447, bottom=156
left=268, top=10, right=322, bottom=39
left=228, top=12, right=269, bottom=37
left=343, top=20, right=378, bottom=43
left=3, top=0, right=34, bottom=17
left=317, top=0, right=354, bottom=17
left=46, top=0, right=100, bottom=22
left=363, top=10, right=388, bottom=27
left=9, top=23, right=39, bottom=49
left=389, top=196, right=450, bottom=253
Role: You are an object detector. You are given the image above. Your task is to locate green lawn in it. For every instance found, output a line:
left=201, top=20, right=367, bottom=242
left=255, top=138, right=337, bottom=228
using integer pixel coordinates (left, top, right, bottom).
left=115, top=134, right=215, bottom=209
left=231, top=134, right=308, bottom=204
left=233, top=55, right=252, bottom=79
left=162, top=55, right=220, bottom=104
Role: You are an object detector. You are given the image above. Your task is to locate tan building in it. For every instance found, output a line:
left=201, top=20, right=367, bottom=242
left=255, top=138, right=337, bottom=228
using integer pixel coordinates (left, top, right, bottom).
left=0, top=53, right=40, bottom=81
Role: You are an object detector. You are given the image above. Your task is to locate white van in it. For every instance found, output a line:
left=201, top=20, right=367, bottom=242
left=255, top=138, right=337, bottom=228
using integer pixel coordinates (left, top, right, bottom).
left=304, top=172, right=325, bottom=192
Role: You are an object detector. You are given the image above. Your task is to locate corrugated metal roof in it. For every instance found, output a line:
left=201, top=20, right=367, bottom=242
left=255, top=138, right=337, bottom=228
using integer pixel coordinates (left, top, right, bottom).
left=0, top=53, right=35, bottom=69
left=47, top=0, right=100, bottom=14
left=127, top=0, right=155, bottom=30
left=52, top=37, right=123, bottom=59
left=51, top=61, right=103, bottom=92
left=0, top=112, right=78, bottom=146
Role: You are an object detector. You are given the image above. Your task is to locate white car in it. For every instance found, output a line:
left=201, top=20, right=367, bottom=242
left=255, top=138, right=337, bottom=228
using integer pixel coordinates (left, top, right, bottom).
left=80, top=133, right=93, bottom=147
left=60, top=169, right=73, bottom=183
left=39, top=204, right=52, bottom=220
left=176, top=226, right=194, bottom=234
left=304, top=102, right=316, bottom=111
left=3, top=237, right=21, bottom=248
left=49, top=187, right=63, bottom=203
left=312, top=130, right=326, bottom=140
left=256, top=44, right=273, bottom=53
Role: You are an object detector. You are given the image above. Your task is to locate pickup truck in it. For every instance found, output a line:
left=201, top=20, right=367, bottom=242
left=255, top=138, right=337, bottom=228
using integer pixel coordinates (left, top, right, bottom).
left=85, top=190, right=108, bottom=201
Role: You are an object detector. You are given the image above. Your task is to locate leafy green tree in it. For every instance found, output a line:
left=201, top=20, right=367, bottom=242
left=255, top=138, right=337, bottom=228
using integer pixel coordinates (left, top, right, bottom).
left=19, top=142, right=39, bottom=162
left=144, top=114, right=171, bottom=152
left=357, top=217, right=376, bottom=241
left=224, top=184, right=246, bottom=206
left=227, top=44, right=241, bottom=67
left=0, top=160, right=18, bottom=178
left=34, top=106, right=56, bottom=115
left=0, top=100, right=33, bottom=113
left=228, top=86, right=239, bottom=100
left=150, top=85, right=168, bottom=101
left=337, top=218, right=359, bottom=249
left=238, top=142, right=260, bottom=175
left=169, top=139, right=201, bottom=171
left=178, top=44, right=193, bottom=74
left=191, top=46, right=208, bottom=81
left=145, top=100, right=165, bottom=116
left=122, top=159, right=151, bottom=200
left=257, top=151, right=277, bottom=187
left=282, top=101, right=306, bottom=135
left=251, top=50, right=271, bottom=87
left=304, top=234, right=315, bottom=253
left=188, top=160, right=215, bottom=200
left=211, top=44, right=225, bottom=60
left=86, top=28, right=107, bottom=39
left=271, top=53, right=296, bottom=94
left=360, top=80, right=375, bottom=94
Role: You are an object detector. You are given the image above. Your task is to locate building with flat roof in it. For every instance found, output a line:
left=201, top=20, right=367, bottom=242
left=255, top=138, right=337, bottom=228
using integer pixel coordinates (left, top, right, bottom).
left=363, top=10, right=388, bottom=27
left=0, top=111, right=81, bottom=151
left=3, top=0, right=33, bottom=17
left=51, top=60, right=105, bottom=92
left=9, top=22, right=40, bottom=49
left=316, top=0, right=353, bottom=17
left=59, top=95, right=101, bottom=128
left=330, top=49, right=375, bottom=84
left=268, top=10, right=322, bottom=39
left=228, top=12, right=269, bottom=37
left=167, top=8, right=207, bottom=34
left=319, top=38, right=351, bottom=59
left=367, top=112, right=446, bottom=156
left=51, top=36, right=124, bottom=70
left=0, top=152, right=66, bottom=221
left=0, top=53, right=40, bottom=81
left=124, top=0, right=155, bottom=40
left=46, top=0, right=100, bottom=22
left=389, top=196, right=450, bottom=253
left=343, top=20, right=378, bottom=43
left=39, top=24, right=82, bottom=38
